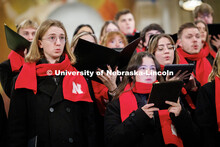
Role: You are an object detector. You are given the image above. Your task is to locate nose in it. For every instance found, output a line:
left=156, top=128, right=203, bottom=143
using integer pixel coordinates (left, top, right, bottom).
left=55, top=37, right=61, bottom=45
left=28, top=34, right=34, bottom=41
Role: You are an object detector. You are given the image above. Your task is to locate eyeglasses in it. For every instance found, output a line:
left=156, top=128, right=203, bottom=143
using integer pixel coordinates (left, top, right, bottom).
left=157, top=44, right=175, bottom=52
left=42, top=36, right=66, bottom=44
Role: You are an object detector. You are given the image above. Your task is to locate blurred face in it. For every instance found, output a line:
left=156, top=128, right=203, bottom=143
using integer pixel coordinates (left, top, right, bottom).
left=135, top=56, right=157, bottom=84
left=80, top=34, right=96, bottom=43
left=144, top=30, right=161, bottom=47
left=106, top=35, right=125, bottom=48
left=105, top=23, right=119, bottom=34
left=196, top=22, right=207, bottom=43
left=39, top=26, right=65, bottom=63
left=117, top=13, right=135, bottom=35
left=196, top=13, right=213, bottom=24
left=179, top=28, right=202, bottom=54
left=19, top=27, right=37, bottom=41
left=155, top=37, right=175, bottom=66
left=77, top=26, right=93, bottom=34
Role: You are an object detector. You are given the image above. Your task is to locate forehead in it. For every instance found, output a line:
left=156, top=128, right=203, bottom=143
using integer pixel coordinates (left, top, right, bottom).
left=119, top=13, right=134, bottom=20
left=44, top=26, right=65, bottom=35
left=107, top=23, right=118, bottom=29
left=158, top=37, right=171, bottom=44
left=196, top=22, right=205, bottom=27
left=182, top=28, right=199, bottom=35
left=19, top=27, right=37, bottom=32
left=78, top=26, right=93, bottom=33
left=146, top=30, right=160, bottom=35
left=142, top=56, right=155, bottom=65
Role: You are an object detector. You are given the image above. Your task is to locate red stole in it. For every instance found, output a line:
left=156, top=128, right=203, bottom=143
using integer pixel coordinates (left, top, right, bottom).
left=15, top=54, right=93, bottom=102
left=8, top=51, right=25, bottom=72
left=177, top=47, right=212, bottom=86
left=91, top=80, right=109, bottom=116
left=202, top=42, right=216, bottom=59
left=159, top=110, right=183, bottom=147
left=215, top=76, right=220, bottom=131
left=119, top=82, right=183, bottom=146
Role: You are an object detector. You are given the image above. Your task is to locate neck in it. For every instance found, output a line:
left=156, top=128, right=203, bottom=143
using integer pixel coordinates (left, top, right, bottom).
left=46, top=56, right=60, bottom=64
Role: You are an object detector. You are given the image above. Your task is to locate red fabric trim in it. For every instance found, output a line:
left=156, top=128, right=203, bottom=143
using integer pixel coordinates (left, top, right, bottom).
left=181, top=88, right=196, bottom=109
left=15, top=54, right=92, bottom=102
left=177, top=47, right=212, bottom=86
left=119, top=83, right=138, bottom=122
left=91, top=80, right=109, bottom=116
left=136, top=47, right=146, bottom=53
left=202, top=42, right=216, bottom=58
left=159, top=110, right=184, bottom=147
left=215, top=76, right=220, bottom=131
left=8, top=51, right=25, bottom=72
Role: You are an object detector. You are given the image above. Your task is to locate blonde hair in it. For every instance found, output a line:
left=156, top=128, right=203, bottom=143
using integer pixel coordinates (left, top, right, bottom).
left=208, top=51, right=220, bottom=81
left=148, top=34, right=179, bottom=64
left=101, top=31, right=128, bottom=47
left=16, top=19, right=38, bottom=33
left=70, top=31, right=97, bottom=50
left=25, top=19, right=76, bottom=64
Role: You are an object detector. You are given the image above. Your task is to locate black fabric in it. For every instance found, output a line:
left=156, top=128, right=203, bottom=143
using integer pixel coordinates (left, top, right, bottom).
left=0, top=59, right=19, bottom=98
left=8, top=70, right=96, bottom=147
left=195, top=81, right=220, bottom=147
left=104, top=93, right=199, bottom=147
left=0, top=94, right=7, bottom=147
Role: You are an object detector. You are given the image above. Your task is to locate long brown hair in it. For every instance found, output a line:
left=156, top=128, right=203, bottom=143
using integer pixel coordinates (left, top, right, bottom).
left=25, top=19, right=76, bottom=64
left=114, top=52, right=161, bottom=99
left=148, top=34, right=179, bottom=64
left=208, top=50, right=220, bottom=81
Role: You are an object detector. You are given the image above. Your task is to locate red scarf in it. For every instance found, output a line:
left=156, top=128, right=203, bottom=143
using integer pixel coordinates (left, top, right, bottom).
left=215, top=76, right=220, bottom=131
left=91, top=80, right=109, bottom=116
left=159, top=110, right=183, bottom=147
left=15, top=54, right=92, bottom=103
left=8, top=51, right=25, bottom=72
left=119, top=82, right=183, bottom=146
left=177, top=47, right=212, bottom=86
left=181, top=88, right=196, bottom=110
left=203, top=42, right=216, bottom=59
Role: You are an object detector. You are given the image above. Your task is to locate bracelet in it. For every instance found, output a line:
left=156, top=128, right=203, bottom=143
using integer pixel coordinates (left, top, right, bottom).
left=108, top=90, right=116, bottom=96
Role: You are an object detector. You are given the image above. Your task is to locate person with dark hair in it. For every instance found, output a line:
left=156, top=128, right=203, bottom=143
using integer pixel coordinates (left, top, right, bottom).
left=195, top=50, right=220, bottom=147
left=7, top=19, right=96, bottom=147
left=73, top=24, right=95, bottom=36
left=138, top=23, right=165, bottom=52
left=177, top=22, right=212, bottom=87
left=99, top=21, right=119, bottom=43
left=104, top=52, right=199, bottom=147
left=114, top=9, right=140, bottom=43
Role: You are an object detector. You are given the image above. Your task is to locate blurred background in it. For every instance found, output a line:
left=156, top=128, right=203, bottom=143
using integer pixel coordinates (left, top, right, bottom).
left=0, top=0, right=220, bottom=62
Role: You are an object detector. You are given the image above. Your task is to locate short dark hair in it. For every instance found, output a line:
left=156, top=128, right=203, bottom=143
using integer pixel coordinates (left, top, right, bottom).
left=193, top=3, right=214, bottom=19
left=177, top=22, right=198, bottom=39
left=141, top=23, right=165, bottom=40
left=114, top=9, right=131, bottom=21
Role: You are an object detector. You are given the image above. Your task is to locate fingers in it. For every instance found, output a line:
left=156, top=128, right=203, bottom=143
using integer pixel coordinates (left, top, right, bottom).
left=165, top=101, right=179, bottom=107
left=142, top=103, right=154, bottom=108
